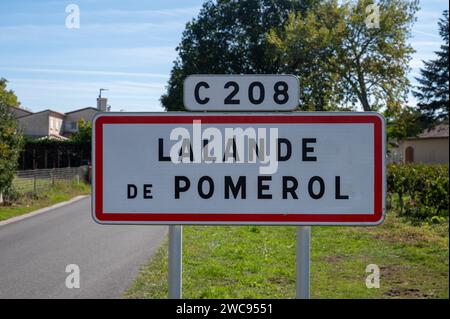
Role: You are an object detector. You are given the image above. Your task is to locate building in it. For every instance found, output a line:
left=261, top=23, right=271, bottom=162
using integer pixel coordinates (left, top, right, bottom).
left=16, top=109, right=67, bottom=139
left=8, top=105, right=33, bottom=118
left=397, top=124, right=449, bottom=164
left=64, top=107, right=100, bottom=135
left=10, top=97, right=108, bottom=140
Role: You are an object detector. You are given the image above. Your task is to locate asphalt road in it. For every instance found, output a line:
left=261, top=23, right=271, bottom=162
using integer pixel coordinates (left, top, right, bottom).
left=0, top=197, right=167, bottom=299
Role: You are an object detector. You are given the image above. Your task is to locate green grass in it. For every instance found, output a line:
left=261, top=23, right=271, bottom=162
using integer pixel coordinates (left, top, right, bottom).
left=0, top=181, right=91, bottom=221
left=124, top=213, right=449, bottom=299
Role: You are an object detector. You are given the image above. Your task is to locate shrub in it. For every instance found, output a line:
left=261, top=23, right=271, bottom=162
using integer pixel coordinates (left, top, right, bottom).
left=1, top=185, right=20, bottom=205
left=0, top=103, right=24, bottom=197
left=387, top=164, right=449, bottom=221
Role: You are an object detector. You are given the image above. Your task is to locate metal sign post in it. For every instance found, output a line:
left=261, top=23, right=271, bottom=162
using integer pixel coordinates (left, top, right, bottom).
left=168, top=225, right=182, bottom=299
left=296, top=226, right=311, bottom=299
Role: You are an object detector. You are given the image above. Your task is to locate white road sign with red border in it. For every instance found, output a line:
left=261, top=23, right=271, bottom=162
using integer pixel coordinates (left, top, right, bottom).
left=92, top=112, right=385, bottom=225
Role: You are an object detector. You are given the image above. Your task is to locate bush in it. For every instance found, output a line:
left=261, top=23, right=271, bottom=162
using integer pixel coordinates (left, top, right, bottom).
left=1, top=185, right=20, bottom=205
left=19, top=138, right=91, bottom=170
left=387, top=164, right=449, bottom=221
left=0, top=103, right=24, bottom=196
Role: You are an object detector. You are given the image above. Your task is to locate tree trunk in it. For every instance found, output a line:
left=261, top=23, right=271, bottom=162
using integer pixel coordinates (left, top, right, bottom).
left=360, top=93, right=371, bottom=112
left=356, top=58, right=371, bottom=111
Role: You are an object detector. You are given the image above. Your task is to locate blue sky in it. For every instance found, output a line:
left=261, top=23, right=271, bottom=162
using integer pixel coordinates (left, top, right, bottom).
left=0, top=0, right=448, bottom=113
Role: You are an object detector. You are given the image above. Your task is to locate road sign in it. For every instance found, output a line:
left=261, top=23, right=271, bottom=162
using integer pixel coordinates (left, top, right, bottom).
left=183, top=75, right=299, bottom=111
left=92, top=112, right=385, bottom=225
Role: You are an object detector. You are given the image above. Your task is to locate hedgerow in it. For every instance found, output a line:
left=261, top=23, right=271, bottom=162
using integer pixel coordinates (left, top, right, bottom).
left=387, top=164, right=449, bottom=221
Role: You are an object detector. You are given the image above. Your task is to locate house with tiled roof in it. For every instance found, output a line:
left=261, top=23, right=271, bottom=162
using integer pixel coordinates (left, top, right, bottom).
left=398, top=123, right=449, bottom=164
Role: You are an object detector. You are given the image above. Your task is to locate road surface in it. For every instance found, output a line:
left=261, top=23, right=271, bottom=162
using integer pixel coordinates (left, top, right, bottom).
left=0, top=196, right=167, bottom=298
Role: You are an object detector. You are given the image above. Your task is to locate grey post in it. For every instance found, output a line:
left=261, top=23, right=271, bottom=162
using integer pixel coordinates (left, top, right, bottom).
left=168, top=225, right=182, bottom=299
left=296, top=226, right=311, bottom=299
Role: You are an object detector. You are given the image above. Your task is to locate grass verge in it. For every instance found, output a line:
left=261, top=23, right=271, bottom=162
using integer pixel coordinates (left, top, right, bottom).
left=0, top=181, right=90, bottom=221
left=124, top=212, right=448, bottom=299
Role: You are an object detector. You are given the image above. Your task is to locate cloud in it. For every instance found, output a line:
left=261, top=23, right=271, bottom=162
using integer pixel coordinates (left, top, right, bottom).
left=0, top=21, right=186, bottom=35
left=1, top=67, right=169, bottom=79
left=413, top=30, right=442, bottom=39
left=89, top=6, right=202, bottom=18
left=7, top=78, right=166, bottom=112
left=3, top=5, right=201, bottom=21
left=410, top=40, right=442, bottom=46
left=0, top=46, right=178, bottom=69
left=9, top=78, right=164, bottom=93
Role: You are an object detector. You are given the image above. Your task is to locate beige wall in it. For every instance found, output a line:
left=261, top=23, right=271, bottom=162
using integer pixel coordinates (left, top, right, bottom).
left=399, top=138, right=449, bottom=164
left=65, top=108, right=98, bottom=134
left=18, top=112, right=50, bottom=137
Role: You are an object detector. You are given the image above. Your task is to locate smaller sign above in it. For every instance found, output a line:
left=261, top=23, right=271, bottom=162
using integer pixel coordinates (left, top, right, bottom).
left=184, top=74, right=299, bottom=111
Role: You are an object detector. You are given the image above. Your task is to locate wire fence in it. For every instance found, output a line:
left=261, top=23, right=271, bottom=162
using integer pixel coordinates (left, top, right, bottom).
left=12, top=166, right=90, bottom=194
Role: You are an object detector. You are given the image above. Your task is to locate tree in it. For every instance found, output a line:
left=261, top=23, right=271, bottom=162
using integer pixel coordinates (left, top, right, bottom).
left=161, top=0, right=320, bottom=111
left=413, top=10, right=449, bottom=127
left=384, top=106, right=421, bottom=143
left=267, top=0, right=418, bottom=112
left=0, top=93, right=24, bottom=203
left=70, top=119, right=92, bottom=144
left=0, top=78, right=20, bottom=108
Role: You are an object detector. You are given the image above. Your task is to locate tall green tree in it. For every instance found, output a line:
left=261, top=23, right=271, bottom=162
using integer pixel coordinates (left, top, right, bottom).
left=413, top=10, right=449, bottom=127
left=161, top=0, right=319, bottom=111
left=0, top=81, right=24, bottom=202
left=267, top=0, right=418, bottom=112
left=0, top=78, right=20, bottom=108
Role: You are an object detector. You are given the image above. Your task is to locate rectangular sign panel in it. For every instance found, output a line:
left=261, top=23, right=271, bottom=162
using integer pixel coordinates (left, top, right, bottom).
left=92, top=113, right=385, bottom=225
left=183, top=75, right=299, bottom=111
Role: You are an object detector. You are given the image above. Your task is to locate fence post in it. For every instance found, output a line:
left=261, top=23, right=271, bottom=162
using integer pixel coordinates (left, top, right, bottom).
left=33, top=174, right=37, bottom=193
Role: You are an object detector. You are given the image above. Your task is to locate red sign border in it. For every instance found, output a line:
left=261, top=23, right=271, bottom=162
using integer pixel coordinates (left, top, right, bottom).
left=93, top=113, right=385, bottom=225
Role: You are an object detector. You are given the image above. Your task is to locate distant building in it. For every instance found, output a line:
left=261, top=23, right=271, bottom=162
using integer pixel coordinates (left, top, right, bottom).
left=64, top=107, right=100, bottom=136
left=397, top=124, right=449, bottom=164
left=16, top=109, right=67, bottom=139
left=8, top=105, right=33, bottom=118
left=10, top=97, right=108, bottom=140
